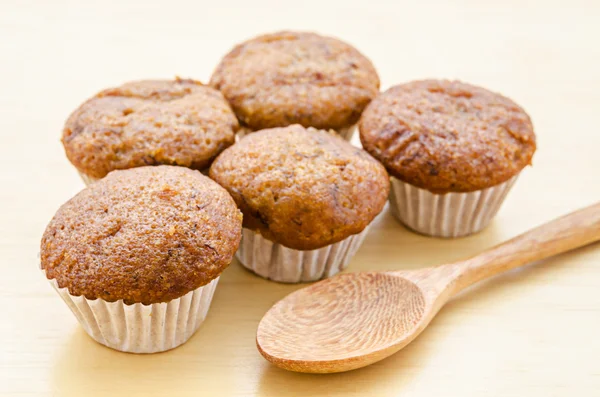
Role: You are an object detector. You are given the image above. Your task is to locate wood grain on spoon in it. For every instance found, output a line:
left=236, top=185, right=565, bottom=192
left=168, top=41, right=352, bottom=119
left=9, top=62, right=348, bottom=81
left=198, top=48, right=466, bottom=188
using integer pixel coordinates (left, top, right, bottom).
left=257, top=202, right=600, bottom=373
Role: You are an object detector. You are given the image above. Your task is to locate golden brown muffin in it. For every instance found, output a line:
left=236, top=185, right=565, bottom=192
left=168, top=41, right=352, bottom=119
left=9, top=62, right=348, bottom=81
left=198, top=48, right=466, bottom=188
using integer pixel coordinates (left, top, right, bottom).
left=359, top=79, right=536, bottom=193
left=209, top=125, right=389, bottom=250
left=41, top=166, right=242, bottom=305
left=62, top=78, right=239, bottom=179
left=210, top=31, right=380, bottom=132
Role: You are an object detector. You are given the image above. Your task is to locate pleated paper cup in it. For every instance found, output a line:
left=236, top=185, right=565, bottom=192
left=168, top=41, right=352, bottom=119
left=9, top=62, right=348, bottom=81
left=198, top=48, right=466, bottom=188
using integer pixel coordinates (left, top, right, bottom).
left=78, top=168, right=209, bottom=186
left=235, top=126, right=254, bottom=141
left=388, top=175, right=519, bottom=238
left=336, top=125, right=356, bottom=141
left=236, top=125, right=356, bottom=142
left=235, top=225, right=371, bottom=283
left=45, top=273, right=219, bottom=353
left=79, top=171, right=99, bottom=186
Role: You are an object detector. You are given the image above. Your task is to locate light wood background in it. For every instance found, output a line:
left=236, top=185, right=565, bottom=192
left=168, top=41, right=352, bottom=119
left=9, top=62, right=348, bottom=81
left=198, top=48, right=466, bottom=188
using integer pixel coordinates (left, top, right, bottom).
left=1, top=0, right=599, bottom=396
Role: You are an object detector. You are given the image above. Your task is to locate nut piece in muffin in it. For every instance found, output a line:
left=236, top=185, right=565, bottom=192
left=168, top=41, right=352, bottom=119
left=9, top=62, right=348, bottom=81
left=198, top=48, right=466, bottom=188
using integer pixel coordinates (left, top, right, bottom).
left=41, top=166, right=242, bottom=352
left=359, top=79, right=536, bottom=237
left=210, top=31, right=380, bottom=140
left=62, top=78, right=239, bottom=183
left=210, top=124, right=389, bottom=282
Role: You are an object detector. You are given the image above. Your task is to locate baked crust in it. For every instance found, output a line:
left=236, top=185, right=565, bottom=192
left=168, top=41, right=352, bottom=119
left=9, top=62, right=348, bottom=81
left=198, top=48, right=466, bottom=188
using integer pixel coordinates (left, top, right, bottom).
left=359, top=79, right=536, bottom=193
left=62, top=78, right=238, bottom=178
left=41, top=166, right=242, bottom=304
left=209, top=125, right=389, bottom=250
left=210, top=31, right=380, bottom=131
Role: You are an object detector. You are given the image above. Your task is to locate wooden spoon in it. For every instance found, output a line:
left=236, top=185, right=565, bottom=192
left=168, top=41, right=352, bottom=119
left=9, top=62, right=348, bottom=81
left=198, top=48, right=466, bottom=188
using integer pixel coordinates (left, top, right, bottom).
left=256, top=202, right=600, bottom=373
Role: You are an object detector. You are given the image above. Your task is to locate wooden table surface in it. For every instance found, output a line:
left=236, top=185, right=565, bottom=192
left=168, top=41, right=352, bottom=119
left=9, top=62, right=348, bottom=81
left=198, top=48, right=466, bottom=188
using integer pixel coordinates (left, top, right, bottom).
left=2, top=0, right=599, bottom=395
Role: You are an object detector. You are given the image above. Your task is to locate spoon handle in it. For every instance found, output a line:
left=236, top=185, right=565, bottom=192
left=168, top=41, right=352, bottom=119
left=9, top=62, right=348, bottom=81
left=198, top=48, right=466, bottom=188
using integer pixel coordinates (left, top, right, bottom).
left=447, top=202, right=600, bottom=295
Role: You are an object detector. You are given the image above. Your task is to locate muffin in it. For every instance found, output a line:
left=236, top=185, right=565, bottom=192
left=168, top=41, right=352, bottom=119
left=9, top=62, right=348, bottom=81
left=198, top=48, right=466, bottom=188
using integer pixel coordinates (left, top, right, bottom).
left=210, top=31, right=380, bottom=141
left=360, top=79, right=536, bottom=237
left=40, top=166, right=242, bottom=353
left=62, top=78, right=239, bottom=185
left=209, top=125, right=389, bottom=283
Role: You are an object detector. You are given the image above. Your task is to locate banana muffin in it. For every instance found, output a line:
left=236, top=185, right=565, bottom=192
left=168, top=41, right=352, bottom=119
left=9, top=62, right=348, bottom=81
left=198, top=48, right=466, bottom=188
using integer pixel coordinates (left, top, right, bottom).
left=360, top=79, right=536, bottom=237
left=62, top=78, right=239, bottom=185
left=41, top=166, right=242, bottom=352
left=210, top=31, right=380, bottom=141
left=209, top=125, right=389, bottom=283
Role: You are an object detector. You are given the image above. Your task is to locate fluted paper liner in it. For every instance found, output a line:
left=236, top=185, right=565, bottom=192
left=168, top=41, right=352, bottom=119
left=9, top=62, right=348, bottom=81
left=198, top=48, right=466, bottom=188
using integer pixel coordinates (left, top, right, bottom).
left=236, top=225, right=371, bottom=283
left=236, top=125, right=356, bottom=142
left=388, top=176, right=518, bottom=238
left=336, top=125, right=356, bottom=141
left=78, top=168, right=210, bottom=186
left=78, top=171, right=99, bottom=186
left=45, top=274, right=219, bottom=353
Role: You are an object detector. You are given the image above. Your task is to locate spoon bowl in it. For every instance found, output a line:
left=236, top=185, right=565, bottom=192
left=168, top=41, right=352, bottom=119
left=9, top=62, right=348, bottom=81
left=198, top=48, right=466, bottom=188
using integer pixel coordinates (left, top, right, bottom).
left=257, top=272, right=429, bottom=373
left=257, top=202, right=600, bottom=373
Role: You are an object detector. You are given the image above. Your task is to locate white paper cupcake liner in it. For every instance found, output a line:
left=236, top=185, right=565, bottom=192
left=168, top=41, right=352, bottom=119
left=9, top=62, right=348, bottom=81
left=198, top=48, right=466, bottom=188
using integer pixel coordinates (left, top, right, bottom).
left=78, top=171, right=99, bottom=186
left=78, top=168, right=210, bottom=186
left=235, top=126, right=254, bottom=141
left=235, top=226, right=371, bottom=283
left=388, top=175, right=519, bottom=238
left=46, top=274, right=219, bottom=353
left=236, top=125, right=356, bottom=142
left=336, top=125, right=356, bottom=141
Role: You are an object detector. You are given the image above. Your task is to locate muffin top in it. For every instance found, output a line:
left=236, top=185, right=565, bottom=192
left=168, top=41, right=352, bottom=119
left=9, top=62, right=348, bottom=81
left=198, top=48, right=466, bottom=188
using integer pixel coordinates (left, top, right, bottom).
left=62, top=78, right=239, bottom=179
left=360, top=80, right=536, bottom=193
left=209, top=125, right=389, bottom=250
left=210, top=31, right=380, bottom=132
left=41, top=166, right=242, bottom=305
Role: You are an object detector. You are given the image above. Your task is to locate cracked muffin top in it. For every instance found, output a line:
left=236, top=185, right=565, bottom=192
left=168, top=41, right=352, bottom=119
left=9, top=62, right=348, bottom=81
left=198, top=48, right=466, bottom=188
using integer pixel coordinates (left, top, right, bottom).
left=210, top=31, right=380, bottom=132
left=359, top=79, right=536, bottom=193
left=41, top=166, right=242, bottom=305
left=209, top=125, right=389, bottom=250
left=62, top=78, right=239, bottom=179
